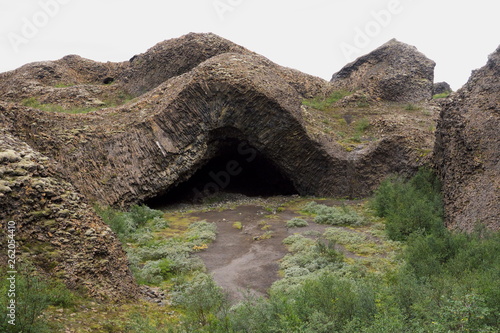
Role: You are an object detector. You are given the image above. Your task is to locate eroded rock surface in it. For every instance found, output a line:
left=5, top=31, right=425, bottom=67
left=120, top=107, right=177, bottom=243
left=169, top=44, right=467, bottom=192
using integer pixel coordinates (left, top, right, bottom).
left=433, top=81, right=452, bottom=95
left=1, top=46, right=434, bottom=207
left=0, top=123, right=138, bottom=300
left=434, top=46, right=500, bottom=231
left=331, top=39, right=436, bottom=102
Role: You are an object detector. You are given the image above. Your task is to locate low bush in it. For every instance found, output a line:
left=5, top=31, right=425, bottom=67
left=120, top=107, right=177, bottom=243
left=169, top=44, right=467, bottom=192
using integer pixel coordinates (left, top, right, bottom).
left=95, top=205, right=169, bottom=242
left=371, top=168, right=444, bottom=241
left=0, top=262, right=77, bottom=333
left=286, top=217, right=309, bottom=228
left=172, top=273, right=230, bottom=330
left=323, top=228, right=368, bottom=244
left=279, top=234, right=344, bottom=293
left=231, top=273, right=376, bottom=332
left=303, top=202, right=364, bottom=226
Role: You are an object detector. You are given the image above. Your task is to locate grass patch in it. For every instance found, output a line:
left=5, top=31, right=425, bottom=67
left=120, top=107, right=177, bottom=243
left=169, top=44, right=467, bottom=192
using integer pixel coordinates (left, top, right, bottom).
left=302, top=90, right=352, bottom=111
left=433, top=91, right=451, bottom=99
left=404, top=103, right=421, bottom=111
left=355, top=117, right=370, bottom=133
left=21, top=92, right=134, bottom=114
left=96, top=205, right=215, bottom=286
left=54, top=83, right=76, bottom=88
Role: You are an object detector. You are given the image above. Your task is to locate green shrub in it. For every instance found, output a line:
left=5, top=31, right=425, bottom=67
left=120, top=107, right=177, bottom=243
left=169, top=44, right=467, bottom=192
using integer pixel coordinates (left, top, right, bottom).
left=0, top=263, right=76, bottom=333
left=286, top=217, right=309, bottom=228
left=95, top=205, right=169, bottom=241
left=371, top=168, right=444, bottom=241
left=323, top=228, right=368, bottom=245
left=280, top=234, right=344, bottom=287
left=128, top=205, right=164, bottom=228
left=185, top=220, right=217, bottom=243
left=126, top=220, right=215, bottom=285
left=231, top=273, right=375, bottom=332
left=172, top=273, right=229, bottom=330
left=125, top=313, right=168, bottom=333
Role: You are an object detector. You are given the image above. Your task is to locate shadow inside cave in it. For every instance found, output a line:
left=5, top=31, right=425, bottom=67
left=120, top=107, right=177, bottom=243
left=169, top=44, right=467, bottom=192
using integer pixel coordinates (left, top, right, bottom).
left=145, top=139, right=298, bottom=208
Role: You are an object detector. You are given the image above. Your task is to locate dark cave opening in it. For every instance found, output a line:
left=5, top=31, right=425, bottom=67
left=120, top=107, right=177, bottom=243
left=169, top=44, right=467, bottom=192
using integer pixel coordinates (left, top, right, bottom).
left=146, top=139, right=298, bottom=207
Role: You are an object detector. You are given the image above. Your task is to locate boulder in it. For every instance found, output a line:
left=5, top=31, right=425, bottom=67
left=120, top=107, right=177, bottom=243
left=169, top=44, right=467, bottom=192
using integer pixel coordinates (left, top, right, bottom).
left=434, top=45, right=500, bottom=231
left=433, top=81, right=452, bottom=95
left=331, top=39, right=436, bottom=102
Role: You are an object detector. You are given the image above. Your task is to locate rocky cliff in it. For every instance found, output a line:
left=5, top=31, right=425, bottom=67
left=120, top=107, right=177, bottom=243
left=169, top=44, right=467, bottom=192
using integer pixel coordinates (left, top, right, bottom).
left=434, top=46, right=500, bottom=231
left=331, top=39, right=435, bottom=102
left=0, top=35, right=436, bottom=208
left=0, top=122, right=138, bottom=300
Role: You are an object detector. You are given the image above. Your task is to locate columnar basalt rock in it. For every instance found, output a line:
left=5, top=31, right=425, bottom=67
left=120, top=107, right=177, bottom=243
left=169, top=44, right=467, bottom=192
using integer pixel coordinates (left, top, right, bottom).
left=331, top=39, right=436, bottom=103
left=434, top=46, right=500, bottom=231
left=0, top=125, right=139, bottom=300
left=1, top=49, right=431, bottom=208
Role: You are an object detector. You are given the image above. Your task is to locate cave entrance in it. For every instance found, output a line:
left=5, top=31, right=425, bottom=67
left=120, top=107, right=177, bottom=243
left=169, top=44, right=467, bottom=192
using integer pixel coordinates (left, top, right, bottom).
left=146, top=138, right=298, bottom=207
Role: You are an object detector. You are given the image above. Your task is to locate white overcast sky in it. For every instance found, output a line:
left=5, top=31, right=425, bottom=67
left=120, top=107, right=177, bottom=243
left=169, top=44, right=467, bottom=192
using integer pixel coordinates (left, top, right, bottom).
left=0, top=0, right=498, bottom=91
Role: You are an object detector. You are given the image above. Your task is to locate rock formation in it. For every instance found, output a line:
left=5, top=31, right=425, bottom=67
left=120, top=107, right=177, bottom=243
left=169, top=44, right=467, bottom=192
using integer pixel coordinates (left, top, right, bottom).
left=0, top=122, right=138, bottom=300
left=331, top=39, right=436, bottom=102
left=0, top=35, right=436, bottom=208
left=434, top=46, right=500, bottom=231
left=433, top=81, right=452, bottom=95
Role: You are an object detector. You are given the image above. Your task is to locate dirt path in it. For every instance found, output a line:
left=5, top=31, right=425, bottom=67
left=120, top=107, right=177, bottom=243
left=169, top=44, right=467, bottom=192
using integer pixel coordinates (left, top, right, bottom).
left=189, top=204, right=327, bottom=301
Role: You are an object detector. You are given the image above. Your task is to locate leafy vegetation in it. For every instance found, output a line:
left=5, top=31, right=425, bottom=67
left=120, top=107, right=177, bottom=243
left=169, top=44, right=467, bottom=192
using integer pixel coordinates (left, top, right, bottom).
left=286, top=217, right=309, bottom=228
left=371, top=167, right=444, bottom=240
left=302, top=90, right=352, bottom=111
left=96, top=205, right=216, bottom=285
left=302, top=202, right=365, bottom=226
left=355, top=117, right=370, bottom=133
left=134, top=169, right=498, bottom=332
left=32, top=172, right=499, bottom=332
left=0, top=262, right=77, bottom=333
left=94, top=204, right=166, bottom=242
